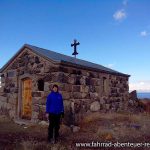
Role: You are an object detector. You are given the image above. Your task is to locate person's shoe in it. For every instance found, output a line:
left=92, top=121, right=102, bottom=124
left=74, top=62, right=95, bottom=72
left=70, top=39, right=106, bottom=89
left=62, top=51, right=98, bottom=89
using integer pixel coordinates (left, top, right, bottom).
left=54, top=137, right=61, bottom=143
left=48, top=139, right=56, bottom=144
left=52, top=139, right=56, bottom=144
left=47, top=138, right=52, bottom=143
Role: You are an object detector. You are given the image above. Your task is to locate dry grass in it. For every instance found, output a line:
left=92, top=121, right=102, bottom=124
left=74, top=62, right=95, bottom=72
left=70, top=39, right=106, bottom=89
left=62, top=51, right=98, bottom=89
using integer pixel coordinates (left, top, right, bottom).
left=0, top=112, right=150, bottom=150
left=20, top=141, right=68, bottom=150
left=79, top=112, right=150, bottom=143
left=82, top=111, right=150, bottom=124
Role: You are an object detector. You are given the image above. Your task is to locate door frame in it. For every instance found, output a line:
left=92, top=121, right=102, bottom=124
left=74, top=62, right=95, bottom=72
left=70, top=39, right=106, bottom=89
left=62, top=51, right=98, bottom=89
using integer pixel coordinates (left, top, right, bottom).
left=17, top=73, right=33, bottom=120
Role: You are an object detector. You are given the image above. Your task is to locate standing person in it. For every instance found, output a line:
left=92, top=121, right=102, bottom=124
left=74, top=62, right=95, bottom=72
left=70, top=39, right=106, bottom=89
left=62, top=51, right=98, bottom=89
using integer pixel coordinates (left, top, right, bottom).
left=45, top=84, right=64, bottom=143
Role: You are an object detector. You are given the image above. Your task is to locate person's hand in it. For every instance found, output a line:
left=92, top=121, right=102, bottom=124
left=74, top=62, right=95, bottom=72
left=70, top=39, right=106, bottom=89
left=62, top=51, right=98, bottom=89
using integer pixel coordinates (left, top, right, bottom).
left=60, top=112, right=64, bottom=125
left=45, top=113, right=49, bottom=120
left=60, top=112, right=64, bottom=118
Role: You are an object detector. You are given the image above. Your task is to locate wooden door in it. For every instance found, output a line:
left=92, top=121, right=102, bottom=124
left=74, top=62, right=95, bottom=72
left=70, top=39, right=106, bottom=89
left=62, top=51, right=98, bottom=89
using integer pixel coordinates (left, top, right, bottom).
left=22, top=78, right=32, bottom=120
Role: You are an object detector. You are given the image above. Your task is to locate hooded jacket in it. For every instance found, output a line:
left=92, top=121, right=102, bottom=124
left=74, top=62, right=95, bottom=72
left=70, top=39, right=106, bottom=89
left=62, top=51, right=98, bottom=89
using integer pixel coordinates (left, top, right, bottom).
left=46, top=91, right=64, bottom=114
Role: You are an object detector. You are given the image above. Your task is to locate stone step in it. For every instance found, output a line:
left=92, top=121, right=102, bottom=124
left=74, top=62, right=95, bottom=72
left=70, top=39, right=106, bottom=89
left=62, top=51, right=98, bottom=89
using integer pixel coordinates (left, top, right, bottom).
left=14, top=119, right=33, bottom=126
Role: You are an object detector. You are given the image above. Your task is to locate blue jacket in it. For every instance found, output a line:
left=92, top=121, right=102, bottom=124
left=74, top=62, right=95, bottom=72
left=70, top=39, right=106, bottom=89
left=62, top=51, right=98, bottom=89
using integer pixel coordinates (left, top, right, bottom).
left=46, top=91, right=64, bottom=114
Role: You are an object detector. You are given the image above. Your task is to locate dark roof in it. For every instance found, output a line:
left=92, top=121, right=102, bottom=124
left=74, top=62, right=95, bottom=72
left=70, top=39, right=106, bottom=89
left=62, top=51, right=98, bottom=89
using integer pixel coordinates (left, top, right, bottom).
left=0, top=44, right=130, bottom=77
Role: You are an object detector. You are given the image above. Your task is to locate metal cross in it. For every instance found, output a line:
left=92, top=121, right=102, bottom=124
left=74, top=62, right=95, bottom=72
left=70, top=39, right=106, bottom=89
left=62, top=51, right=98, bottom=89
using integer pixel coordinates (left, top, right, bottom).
left=71, top=39, right=80, bottom=58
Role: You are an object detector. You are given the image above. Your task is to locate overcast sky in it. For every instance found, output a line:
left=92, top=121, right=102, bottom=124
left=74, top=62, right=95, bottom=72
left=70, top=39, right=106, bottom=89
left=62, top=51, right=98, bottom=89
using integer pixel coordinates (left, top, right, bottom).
left=0, top=0, right=150, bottom=92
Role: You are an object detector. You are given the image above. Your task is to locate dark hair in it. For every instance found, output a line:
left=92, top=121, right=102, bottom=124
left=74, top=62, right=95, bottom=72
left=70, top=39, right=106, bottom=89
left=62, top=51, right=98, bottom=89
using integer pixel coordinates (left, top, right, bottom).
left=52, top=84, right=59, bottom=92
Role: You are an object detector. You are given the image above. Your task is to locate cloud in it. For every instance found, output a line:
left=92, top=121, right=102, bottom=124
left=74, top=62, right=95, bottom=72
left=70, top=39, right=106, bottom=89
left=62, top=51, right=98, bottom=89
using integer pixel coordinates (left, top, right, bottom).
left=129, top=80, right=150, bottom=92
left=113, top=9, right=127, bottom=21
left=113, top=0, right=128, bottom=22
left=140, top=30, right=149, bottom=37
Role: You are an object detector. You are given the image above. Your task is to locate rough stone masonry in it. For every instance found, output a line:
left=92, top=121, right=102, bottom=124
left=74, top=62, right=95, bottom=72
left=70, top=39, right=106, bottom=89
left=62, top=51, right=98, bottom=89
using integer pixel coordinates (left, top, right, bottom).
left=0, top=44, right=130, bottom=125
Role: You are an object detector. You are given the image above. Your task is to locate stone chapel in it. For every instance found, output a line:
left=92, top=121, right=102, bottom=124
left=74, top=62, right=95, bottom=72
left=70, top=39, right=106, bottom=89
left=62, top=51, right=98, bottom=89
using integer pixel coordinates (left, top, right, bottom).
left=0, top=44, right=130, bottom=125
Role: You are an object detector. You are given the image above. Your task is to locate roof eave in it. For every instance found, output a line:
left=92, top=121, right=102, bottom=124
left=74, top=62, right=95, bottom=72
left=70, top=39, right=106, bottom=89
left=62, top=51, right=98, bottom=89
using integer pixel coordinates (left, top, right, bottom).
left=60, top=60, right=130, bottom=77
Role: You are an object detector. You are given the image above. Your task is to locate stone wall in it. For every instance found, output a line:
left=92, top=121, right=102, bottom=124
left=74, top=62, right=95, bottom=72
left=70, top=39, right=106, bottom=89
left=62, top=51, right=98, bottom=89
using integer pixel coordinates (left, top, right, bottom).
left=0, top=48, right=129, bottom=125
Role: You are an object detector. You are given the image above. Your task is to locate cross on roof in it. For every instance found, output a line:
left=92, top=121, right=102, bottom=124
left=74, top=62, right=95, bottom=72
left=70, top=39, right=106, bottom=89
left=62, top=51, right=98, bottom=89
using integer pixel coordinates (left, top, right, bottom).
left=71, top=39, right=80, bottom=58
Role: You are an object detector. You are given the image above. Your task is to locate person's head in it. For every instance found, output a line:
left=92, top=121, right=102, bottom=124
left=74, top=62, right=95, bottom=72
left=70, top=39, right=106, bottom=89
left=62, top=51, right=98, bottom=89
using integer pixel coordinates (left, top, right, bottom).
left=52, top=84, right=59, bottom=92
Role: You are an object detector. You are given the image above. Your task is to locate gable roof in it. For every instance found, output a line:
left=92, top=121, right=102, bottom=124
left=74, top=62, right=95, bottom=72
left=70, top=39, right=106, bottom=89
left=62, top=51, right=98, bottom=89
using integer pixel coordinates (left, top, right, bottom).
left=0, top=44, right=130, bottom=77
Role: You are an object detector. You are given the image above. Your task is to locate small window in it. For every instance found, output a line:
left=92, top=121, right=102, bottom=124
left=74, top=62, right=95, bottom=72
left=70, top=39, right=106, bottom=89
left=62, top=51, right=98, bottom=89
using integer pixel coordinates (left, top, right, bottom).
left=38, top=79, right=44, bottom=91
left=7, top=71, right=15, bottom=77
left=35, top=56, right=40, bottom=64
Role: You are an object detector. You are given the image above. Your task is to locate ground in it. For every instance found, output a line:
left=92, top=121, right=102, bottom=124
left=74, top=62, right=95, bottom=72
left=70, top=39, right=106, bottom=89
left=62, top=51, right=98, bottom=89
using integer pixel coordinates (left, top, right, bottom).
left=0, top=112, right=150, bottom=150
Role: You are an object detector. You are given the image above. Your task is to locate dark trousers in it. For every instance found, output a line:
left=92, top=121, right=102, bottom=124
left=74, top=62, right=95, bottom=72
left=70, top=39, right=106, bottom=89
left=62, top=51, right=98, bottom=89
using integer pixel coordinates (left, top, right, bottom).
left=48, top=113, right=61, bottom=140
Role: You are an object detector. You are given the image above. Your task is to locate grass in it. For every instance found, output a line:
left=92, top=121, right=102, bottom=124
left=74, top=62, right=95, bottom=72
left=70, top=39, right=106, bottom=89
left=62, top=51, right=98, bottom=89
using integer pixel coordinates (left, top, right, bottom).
left=0, top=112, right=150, bottom=150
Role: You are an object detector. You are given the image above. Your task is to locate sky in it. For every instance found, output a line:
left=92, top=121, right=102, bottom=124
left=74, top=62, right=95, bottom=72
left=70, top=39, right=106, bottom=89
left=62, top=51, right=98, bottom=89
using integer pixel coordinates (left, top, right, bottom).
left=0, top=0, right=150, bottom=92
